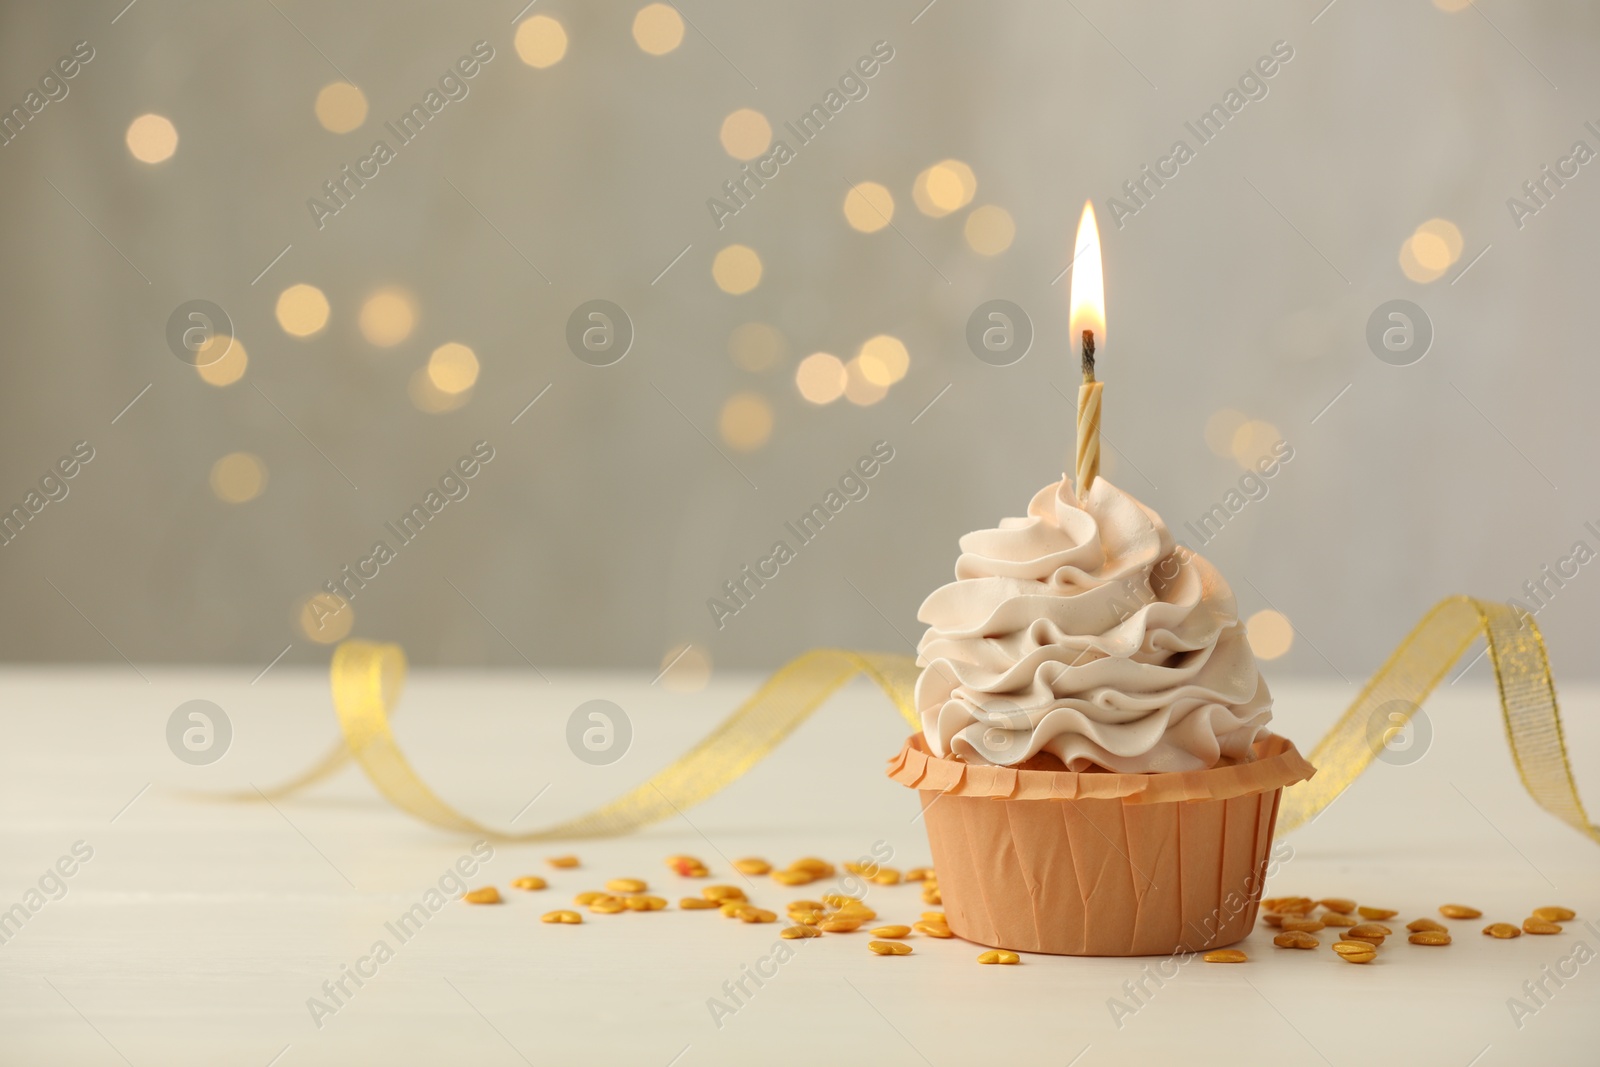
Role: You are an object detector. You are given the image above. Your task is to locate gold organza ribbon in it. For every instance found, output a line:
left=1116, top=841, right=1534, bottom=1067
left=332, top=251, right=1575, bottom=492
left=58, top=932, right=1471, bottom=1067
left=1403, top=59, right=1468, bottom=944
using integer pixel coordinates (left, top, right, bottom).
left=252, top=596, right=1596, bottom=846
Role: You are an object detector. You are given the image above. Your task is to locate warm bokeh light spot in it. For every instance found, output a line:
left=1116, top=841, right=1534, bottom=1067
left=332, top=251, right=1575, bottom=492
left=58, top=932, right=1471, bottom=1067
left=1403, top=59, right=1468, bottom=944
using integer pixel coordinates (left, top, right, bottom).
left=719, top=108, right=771, bottom=161
left=718, top=392, right=773, bottom=452
left=1231, top=419, right=1282, bottom=470
left=126, top=113, right=178, bottom=163
left=914, top=159, right=976, bottom=216
left=857, top=334, right=909, bottom=385
left=712, top=244, right=762, bottom=294
left=795, top=352, right=847, bottom=405
left=315, top=82, right=368, bottom=133
left=633, top=4, right=685, bottom=55
left=409, top=366, right=470, bottom=413
left=195, top=336, right=248, bottom=386
left=729, top=322, right=785, bottom=373
left=428, top=342, right=480, bottom=395
left=964, top=205, right=1015, bottom=256
left=358, top=288, right=417, bottom=347
left=1416, top=218, right=1463, bottom=262
left=275, top=284, right=330, bottom=338
left=1204, top=409, right=1248, bottom=458
left=659, top=643, right=712, bottom=693
left=515, top=15, right=568, bottom=68
left=210, top=452, right=266, bottom=503
left=299, top=593, right=354, bottom=644
left=1400, top=218, right=1463, bottom=283
left=1246, top=609, right=1295, bottom=660
left=1399, top=237, right=1446, bottom=283
left=844, top=358, right=888, bottom=406
left=844, top=182, right=894, bottom=233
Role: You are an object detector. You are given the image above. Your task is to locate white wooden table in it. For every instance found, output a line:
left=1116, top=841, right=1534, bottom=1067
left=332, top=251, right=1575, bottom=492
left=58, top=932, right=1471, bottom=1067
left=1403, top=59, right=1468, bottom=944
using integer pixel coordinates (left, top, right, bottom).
left=3, top=666, right=1597, bottom=1066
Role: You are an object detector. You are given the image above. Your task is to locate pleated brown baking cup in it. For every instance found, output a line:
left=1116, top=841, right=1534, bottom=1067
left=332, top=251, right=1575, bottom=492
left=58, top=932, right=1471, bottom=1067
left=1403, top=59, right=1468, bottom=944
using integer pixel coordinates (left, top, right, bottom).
left=887, top=732, right=1315, bottom=957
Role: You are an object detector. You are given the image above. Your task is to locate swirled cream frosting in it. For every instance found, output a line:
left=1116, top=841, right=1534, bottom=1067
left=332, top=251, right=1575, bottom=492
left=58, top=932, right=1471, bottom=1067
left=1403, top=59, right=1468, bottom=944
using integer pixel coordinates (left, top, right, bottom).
left=915, top=476, right=1272, bottom=773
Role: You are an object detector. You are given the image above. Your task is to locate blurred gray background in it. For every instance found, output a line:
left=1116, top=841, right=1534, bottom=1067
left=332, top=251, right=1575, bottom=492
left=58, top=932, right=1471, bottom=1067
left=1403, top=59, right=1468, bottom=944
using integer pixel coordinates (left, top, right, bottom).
left=1, top=0, right=1596, bottom=686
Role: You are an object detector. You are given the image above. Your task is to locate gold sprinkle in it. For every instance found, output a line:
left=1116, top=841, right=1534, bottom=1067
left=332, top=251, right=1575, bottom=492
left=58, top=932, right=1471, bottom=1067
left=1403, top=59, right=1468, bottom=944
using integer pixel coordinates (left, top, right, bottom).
left=1482, top=922, right=1522, bottom=939
left=977, top=950, right=1020, bottom=965
left=868, top=940, right=913, bottom=956
left=1533, top=906, right=1576, bottom=923
left=1203, top=949, right=1248, bottom=963
left=541, top=909, right=582, bottom=924
left=463, top=887, right=501, bottom=905
left=606, top=878, right=648, bottom=894
left=780, top=925, right=821, bottom=939
left=1358, top=906, right=1399, bottom=921
left=1333, top=941, right=1377, bottom=964
left=510, top=876, right=547, bottom=891
left=1409, top=930, right=1452, bottom=945
left=547, top=855, right=580, bottom=869
left=1523, top=918, right=1562, bottom=935
left=1439, top=904, right=1482, bottom=920
left=1273, top=931, right=1318, bottom=949
left=870, top=925, right=912, bottom=939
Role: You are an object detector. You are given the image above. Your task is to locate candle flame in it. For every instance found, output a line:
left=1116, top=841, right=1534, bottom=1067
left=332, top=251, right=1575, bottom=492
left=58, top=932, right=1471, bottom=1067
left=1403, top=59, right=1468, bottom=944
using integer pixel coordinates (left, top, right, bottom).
left=1068, top=200, right=1105, bottom=350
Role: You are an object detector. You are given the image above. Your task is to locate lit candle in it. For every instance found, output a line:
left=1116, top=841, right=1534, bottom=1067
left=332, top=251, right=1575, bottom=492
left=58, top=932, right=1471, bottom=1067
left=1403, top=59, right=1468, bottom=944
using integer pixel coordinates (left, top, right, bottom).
left=1069, top=200, right=1105, bottom=501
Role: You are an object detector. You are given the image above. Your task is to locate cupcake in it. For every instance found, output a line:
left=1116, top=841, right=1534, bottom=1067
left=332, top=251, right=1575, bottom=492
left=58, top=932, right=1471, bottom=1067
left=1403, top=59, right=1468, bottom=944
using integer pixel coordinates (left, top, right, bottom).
left=887, top=475, right=1314, bottom=956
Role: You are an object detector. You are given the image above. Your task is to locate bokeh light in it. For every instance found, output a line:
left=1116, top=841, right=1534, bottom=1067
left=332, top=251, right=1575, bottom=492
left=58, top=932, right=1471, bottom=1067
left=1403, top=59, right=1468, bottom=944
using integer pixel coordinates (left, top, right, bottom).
left=913, top=159, right=976, bottom=216
left=1246, top=609, right=1295, bottom=660
left=1432, top=0, right=1472, bottom=11
left=515, top=15, right=568, bottom=68
left=857, top=334, right=909, bottom=385
left=299, top=593, right=354, bottom=644
left=719, top=108, right=771, bottom=161
left=275, top=284, right=330, bottom=338
left=795, top=353, right=847, bottom=405
left=1204, top=408, right=1247, bottom=458
left=1400, top=217, right=1463, bottom=283
left=964, top=205, right=1015, bottom=256
left=844, top=358, right=888, bottom=406
left=633, top=4, right=685, bottom=55
left=126, top=114, right=178, bottom=163
left=1399, top=238, right=1445, bottom=283
left=659, top=643, right=712, bottom=693
left=209, top=452, right=266, bottom=503
left=1230, top=419, right=1283, bottom=470
left=409, top=366, right=470, bottom=413
left=718, top=392, right=773, bottom=452
left=712, top=244, right=762, bottom=294
left=195, top=336, right=247, bottom=387
left=314, top=82, right=368, bottom=133
left=843, top=182, right=894, bottom=233
left=428, top=342, right=479, bottom=395
left=358, top=288, right=417, bottom=347
left=729, top=322, right=786, bottom=373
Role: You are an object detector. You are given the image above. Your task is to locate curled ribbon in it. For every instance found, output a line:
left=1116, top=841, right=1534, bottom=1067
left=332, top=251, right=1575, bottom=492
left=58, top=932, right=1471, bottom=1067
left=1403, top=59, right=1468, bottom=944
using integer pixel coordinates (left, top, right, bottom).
left=251, top=596, right=1596, bottom=846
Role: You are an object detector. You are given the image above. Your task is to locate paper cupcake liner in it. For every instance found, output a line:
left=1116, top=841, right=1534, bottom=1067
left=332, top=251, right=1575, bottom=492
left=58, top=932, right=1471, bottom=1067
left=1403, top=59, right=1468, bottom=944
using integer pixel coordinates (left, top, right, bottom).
left=888, top=732, right=1315, bottom=956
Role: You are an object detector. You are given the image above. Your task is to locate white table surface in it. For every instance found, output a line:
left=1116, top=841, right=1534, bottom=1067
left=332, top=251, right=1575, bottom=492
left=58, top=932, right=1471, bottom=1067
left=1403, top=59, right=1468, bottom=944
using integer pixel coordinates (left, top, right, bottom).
left=2, top=665, right=1598, bottom=1067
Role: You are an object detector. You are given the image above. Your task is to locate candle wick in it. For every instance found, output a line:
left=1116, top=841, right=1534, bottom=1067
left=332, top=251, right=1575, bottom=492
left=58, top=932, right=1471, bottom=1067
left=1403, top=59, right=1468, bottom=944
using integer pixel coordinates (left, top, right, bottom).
left=1081, top=330, right=1096, bottom=384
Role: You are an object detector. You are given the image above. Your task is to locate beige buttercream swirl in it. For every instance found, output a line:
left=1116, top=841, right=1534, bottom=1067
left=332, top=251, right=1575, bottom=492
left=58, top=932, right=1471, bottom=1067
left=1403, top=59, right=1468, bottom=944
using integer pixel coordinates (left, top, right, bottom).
left=915, top=476, right=1272, bottom=772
